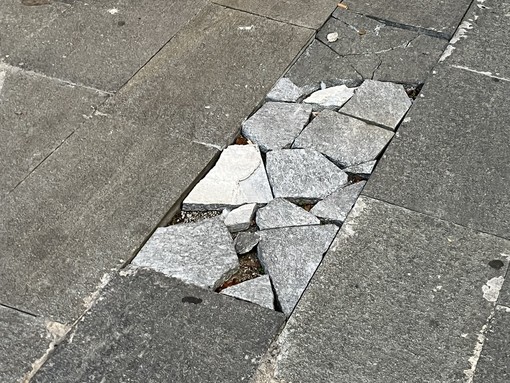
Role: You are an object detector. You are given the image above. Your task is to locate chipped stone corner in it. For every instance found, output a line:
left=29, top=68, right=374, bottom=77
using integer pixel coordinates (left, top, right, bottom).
left=82, top=272, right=113, bottom=311
left=482, top=275, right=505, bottom=303
left=250, top=337, right=288, bottom=383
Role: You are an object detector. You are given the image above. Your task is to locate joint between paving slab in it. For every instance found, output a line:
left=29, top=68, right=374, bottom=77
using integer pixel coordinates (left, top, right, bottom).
left=0, top=303, right=38, bottom=318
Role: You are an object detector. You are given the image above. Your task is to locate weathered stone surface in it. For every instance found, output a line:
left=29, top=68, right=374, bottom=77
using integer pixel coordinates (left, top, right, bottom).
left=212, top=0, right=339, bottom=29
left=293, top=110, right=394, bottom=168
left=256, top=198, right=320, bottom=230
left=102, top=4, right=313, bottom=148
left=132, top=219, right=238, bottom=290
left=0, top=64, right=107, bottom=197
left=303, top=85, right=356, bottom=111
left=241, top=102, right=312, bottom=153
left=266, top=78, right=308, bottom=103
left=472, top=306, right=510, bottom=382
left=275, top=197, right=510, bottom=382
left=344, top=160, right=377, bottom=178
left=0, top=306, right=57, bottom=383
left=266, top=149, right=348, bottom=203
left=33, top=268, right=285, bottom=383
left=343, top=0, right=473, bottom=38
left=364, top=66, right=510, bottom=240
left=340, top=80, right=412, bottom=130
left=311, top=181, right=366, bottom=224
left=221, top=275, right=275, bottom=310
left=5, top=0, right=208, bottom=91
left=258, top=225, right=339, bottom=316
left=234, top=232, right=260, bottom=254
left=224, top=203, right=256, bottom=233
left=318, top=11, right=447, bottom=84
left=183, top=145, right=273, bottom=211
left=286, top=39, right=363, bottom=91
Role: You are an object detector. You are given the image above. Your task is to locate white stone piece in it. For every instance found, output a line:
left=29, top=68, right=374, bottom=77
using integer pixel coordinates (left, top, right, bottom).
left=221, top=275, right=274, bottom=310
left=311, top=181, right=366, bottom=224
left=258, top=225, right=339, bottom=316
left=340, top=80, right=412, bottom=130
left=132, top=219, right=239, bottom=290
left=182, top=144, right=273, bottom=211
left=266, top=149, right=349, bottom=203
left=224, top=203, right=257, bottom=232
left=256, top=198, right=320, bottom=230
left=266, top=78, right=308, bottom=102
left=327, top=32, right=339, bottom=42
left=303, top=85, right=356, bottom=110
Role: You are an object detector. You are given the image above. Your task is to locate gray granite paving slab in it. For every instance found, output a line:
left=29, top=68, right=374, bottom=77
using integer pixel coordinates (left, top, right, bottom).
left=0, top=113, right=218, bottom=323
left=132, top=219, right=238, bottom=290
left=0, top=306, right=59, bottom=383
left=0, top=65, right=107, bottom=196
left=303, top=85, right=356, bottom=111
left=286, top=39, right=363, bottom=91
left=275, top=196, right=510, bottom=382
left=442, top=0, right=510, bottom=81
left=258, top=224, right=339, bottom=316
left=182, top=145, right=273, bottom=211
left=293, top=110, right=394, bottom=167
left=344, top=160, right=377, bottom=178
left=103, top=4, right=313, bottom=148
left=256, top=198, right=320, bottom=230
left=0, top=0, right=68, bottom=58
left=241, top=102, right=312, bottom=152
left=342, top=0, right=473, bottom=38
left=212, top=0, right=338, bottom=29
left=33, top=268, right=285, bottom=383
left=5, top=0, right=207, bottom=92
left=340, top=80, right=412, bottom=130
left=266, top=149, right=349, bottom=203
left=266, top=78, right=309, bottom=103
left=320, top=11, right=447, bottom=84
left=234, top=231, right=260, bottom=254
left=472, top=306, right=510, bottom=382
left=311, top=181, right=366, bottom=224
left=221, top=275, right=275, bottom=310
left=364, top=66, right=510, bottom=240
left=224, top=203, right=257, bottom=232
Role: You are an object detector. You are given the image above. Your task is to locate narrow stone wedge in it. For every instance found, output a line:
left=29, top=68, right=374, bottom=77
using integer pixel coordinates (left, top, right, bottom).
left=303, top=85, right=356, bottom=111
left=311, top=181, right=366, bottom=224
left=256, top=198, right=320, bottom=230
left=221, top=275, right=275, bottom=310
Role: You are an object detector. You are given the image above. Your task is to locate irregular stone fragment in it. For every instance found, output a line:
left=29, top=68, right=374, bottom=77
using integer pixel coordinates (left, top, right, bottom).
left=241, top=102, right=312, bottom=153
left=266, top=149, right=348, bottom=203
left=311, top=181, right=366, bottom=224
left=258, top=225, right=339, bottom=315
left=256, top=198, right=320, bottom=230
left=266, top=78, right=308, bottom=102
left=293, top=110, right=394, bottom=168
left=221, top=275, right=274, bottom=310
left=132, top=219, right=238, bottom=290
left=234, top=232, right=260, bottom=254
left=303, top=85, right=356, bottom=111
left=344, top=160, right=377, bottom=179
left=224, top=203, right=257, bottom=232
left=340, top=80, right=412, bottom=130
left=182, top=145, right=273, bottom=211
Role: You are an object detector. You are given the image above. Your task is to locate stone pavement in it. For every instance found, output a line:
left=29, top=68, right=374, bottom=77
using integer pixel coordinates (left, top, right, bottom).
left=1, top=0, right=509, bottom=382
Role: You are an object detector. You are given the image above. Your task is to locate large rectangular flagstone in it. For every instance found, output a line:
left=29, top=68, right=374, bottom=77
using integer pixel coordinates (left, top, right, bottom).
left=212, top=0, right=338, bottom=29
left=103, top=3, right=313, bottom=148
left=33, top=268, right=285, bottom=383
left=275, top=196, right=510, bottom=382
left=0, top=113, right=218, bottom=323
left=0, top=64, right=107, bottom=197
left=364, top=65, right=510, bottom=240
left=5, top=0, right=207, bottom=92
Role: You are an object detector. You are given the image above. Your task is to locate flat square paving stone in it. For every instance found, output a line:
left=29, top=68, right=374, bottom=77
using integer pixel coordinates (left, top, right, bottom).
left=212, top=0, right=339, bottom=29
left=0, top=306, right=64, bottom=383
left=103, top=4, right=314, bottom=148
left=342, top=0, right=473, bottom=39
left=5, top=0, right=207, bottom=92
left=275, top=196, right=510, bottom=382
left=0, top=113, right=219, bottom=323
left=364, top=66, right=510, bottom=240
left=442, top=0, right=510, bottom=81
left=472, top=306, right=510, bottom=382
left=0, top=64, right=108, bottom=197
left=33, top=268, right=285, bottom=383
left=318, top=10, right=447, bottom=84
